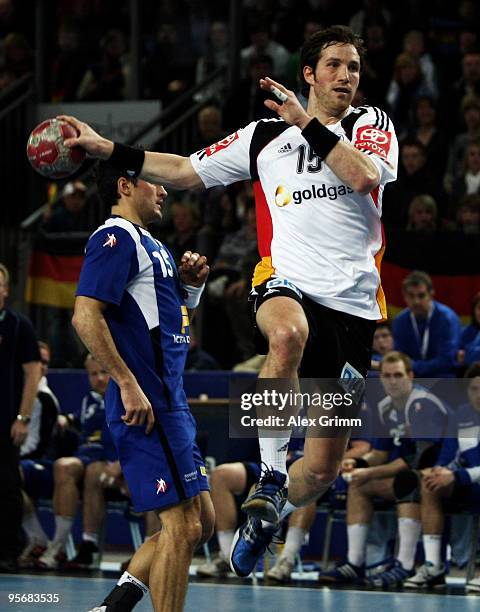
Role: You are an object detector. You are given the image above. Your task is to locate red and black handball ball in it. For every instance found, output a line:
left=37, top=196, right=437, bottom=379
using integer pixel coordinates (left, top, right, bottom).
left=26, top=118, right=86, bottom=179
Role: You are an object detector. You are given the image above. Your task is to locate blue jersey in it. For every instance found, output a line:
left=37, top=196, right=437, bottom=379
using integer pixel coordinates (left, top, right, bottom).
left=76, top=216, right=190, bottom=419
left=79, top=390, right=109, bottom=446
left=437, top=403, right=480, bottom=486
left=372, top=385, right=448, bottom=461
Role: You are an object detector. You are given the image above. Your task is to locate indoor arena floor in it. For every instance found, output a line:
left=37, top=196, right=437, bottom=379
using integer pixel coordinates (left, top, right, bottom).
left=1, top=572, right=479, bottom=612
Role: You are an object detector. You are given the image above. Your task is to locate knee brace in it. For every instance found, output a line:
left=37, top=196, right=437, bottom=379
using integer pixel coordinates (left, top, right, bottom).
left=393, top=469, right=421, bottom=504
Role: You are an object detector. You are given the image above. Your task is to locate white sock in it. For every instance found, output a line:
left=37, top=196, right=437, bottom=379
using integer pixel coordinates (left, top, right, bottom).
left=259, top=436, right=291, bottom=477
left=282, top=526, right=307, bottom=562
left=396, top=517, right=422, bottom=570
left=217, top=529, right=234, bottom=560
left=347, top=523, right=368, bottom=567
left=279, top=500, right=299, bottom=521
left=22, top=512, right=48, bottom=545
left=52, top=516, right=74, bottom=547
left=423, top=534, right=442, bottom=568
left=117, top=571, right=149, bottom=595
left=82, top=532, right=99, bottom=546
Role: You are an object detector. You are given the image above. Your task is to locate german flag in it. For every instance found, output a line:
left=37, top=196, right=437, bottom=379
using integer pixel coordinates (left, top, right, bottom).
left=25, top=232, right=86, bottom=308
left=382, top=230, right=480, bottom=323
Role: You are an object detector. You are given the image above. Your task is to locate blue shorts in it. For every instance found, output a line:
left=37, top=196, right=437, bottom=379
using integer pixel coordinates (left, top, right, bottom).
left=21, top=459, right=54, bottom=499
left=74, top=443, right=110, bottom=466
left=108, top=409, right=209, bottom=512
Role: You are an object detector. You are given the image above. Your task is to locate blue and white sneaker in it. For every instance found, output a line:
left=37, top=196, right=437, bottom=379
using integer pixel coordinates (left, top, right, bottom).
left=365, top=559, right=414, bottom=588
left=240, top=467, right=288, bottom=524
left=230, top=516, right=276, bottom=577
left=319, top=560, right=365, bottom=584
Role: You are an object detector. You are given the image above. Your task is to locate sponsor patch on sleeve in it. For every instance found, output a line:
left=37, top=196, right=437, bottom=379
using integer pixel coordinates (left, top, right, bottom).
left=201, top=132, right=239, bottom=157
left=354, top=125, right=392, bottom=159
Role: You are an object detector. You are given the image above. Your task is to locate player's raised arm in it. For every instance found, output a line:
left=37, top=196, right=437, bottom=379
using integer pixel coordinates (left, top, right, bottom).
left=58, top=114, right=204, bottom=190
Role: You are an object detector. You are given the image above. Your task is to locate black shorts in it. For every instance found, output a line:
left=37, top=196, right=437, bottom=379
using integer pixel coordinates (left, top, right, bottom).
left=249, top=279, right=376, bottom=379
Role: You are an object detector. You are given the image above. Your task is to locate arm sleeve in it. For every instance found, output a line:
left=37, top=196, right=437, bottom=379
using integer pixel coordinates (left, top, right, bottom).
left=189, top=122, right=257, bottom=188
left=351, top=107, right=398, bottom=186
left=76, top=226, right=138, bottom=306
left=465, top=334, right=480, bottom=366
left=436, top=437, right=458, bottom=467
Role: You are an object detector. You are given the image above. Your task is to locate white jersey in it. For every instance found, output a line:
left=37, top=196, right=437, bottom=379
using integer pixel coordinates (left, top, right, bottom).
left=190, top=106, right=398, bottom=320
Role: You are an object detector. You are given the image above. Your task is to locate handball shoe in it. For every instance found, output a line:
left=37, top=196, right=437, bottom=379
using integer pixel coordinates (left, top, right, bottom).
left=230, top=516, right=276, bottom=577
left=241, top=467, right=288, bottom=524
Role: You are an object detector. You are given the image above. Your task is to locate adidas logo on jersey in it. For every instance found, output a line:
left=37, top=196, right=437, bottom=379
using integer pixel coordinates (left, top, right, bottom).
left=278, top=143, right=292, bottom=154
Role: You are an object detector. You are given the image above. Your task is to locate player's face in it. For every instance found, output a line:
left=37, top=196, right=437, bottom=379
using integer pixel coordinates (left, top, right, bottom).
left=466, top=144, right=480, bottom=172
left=134, top=180, right=168, bottom=224
left=86, top=359, right=110, bottom=395
left=403, top=283, right=432, bottom=317
left=305, top=43, right=360, bottom=115
left=380, top=360, right=413, bottom=400
left=373, top=327, right=393, bottom=355
left=467, top=377, right=480, bottom=412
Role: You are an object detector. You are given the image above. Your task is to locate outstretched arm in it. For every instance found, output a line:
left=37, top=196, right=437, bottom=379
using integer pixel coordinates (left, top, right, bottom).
left=259, top=77, right=380, bottom=194
left=59, top=115, right=204, bottom=190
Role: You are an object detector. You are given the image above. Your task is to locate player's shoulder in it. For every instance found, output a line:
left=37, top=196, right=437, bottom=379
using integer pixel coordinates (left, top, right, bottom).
left=87, top=217, right=141, bottom=249
left=249, top=117, right=292, bottom=142
left=341, top=105, right=393, bottom=136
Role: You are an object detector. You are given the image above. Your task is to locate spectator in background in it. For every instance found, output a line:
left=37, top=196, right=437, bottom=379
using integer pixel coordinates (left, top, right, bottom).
left=18, top=341, right=61, bottom=569
left=382, top=139, right=446, bottom=228
left=444, top=95, right=480, bottom=194
left=458, top=293, right=480, bottom=369
left=223, top=54, right=279, bottom=131
left=406, top=194, right=438, bottom=233
left=405, top=364, right=480, bottom=590
left=166, top=201, right=201, bottom=263
left=451, top=140, right=480, bottom=201
left=142, top=21, right=195, bottom=103
left=406, top=96, right=449, bottom=180
left=42, top=180, right=90, bottom=233
left=444, top=51, right=480, bottom=132
left=240, top=21, right=290, bottom=81
left=194, top=20, right=228, bottom=103
left=386, top=52, right=436, bottom=136
left=349, top=0, right=391, bottom=37
left=76, top=29, right=129, bottom=101
left=402, top=30, right=437, bottom=98
left=370, top=322, right=394, bottom=371
left=284, top=19, right=323, bottom=92
left=37, top=355, right=115, bottom=570
left=360, top=23, right=394, bottom=106
left=184, top=324, right=220, bottom=371
left=50, top=21, right=89, bottom=102
left=0, top=263, right=41, bottom=573
left=393, top=271, right=461, bottom=377
left=1, top=32, right=32, bottom=80
left=452, top=195, right=480, bottom=234
left=191, top=104, right=226, bottom=152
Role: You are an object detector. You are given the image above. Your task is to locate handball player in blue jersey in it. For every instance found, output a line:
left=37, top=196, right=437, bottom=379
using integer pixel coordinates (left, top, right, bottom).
left=72, top=161, right=214, bottom=612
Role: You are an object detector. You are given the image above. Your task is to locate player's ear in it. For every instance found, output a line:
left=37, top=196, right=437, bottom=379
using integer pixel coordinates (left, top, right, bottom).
left=303, top=65, right=315, bottom=88
left=117, top=176, right=132, bottom=196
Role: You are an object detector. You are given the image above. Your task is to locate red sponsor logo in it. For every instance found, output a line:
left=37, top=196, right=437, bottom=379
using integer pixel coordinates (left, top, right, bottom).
left=355, top=125, right=391, bottom=159
left=205, top=132, right=239, bottom=156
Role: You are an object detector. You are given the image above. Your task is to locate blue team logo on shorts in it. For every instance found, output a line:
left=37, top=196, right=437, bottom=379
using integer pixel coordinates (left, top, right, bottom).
left=156, top=478, right=168, bottom=494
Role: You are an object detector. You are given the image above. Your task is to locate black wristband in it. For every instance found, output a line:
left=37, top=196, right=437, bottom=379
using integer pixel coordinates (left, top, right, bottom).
left=301, top=118, right=340, bottom=159
left=354, top=457, right=369, bottom=468
left=109, top=143, right=145, bottom=177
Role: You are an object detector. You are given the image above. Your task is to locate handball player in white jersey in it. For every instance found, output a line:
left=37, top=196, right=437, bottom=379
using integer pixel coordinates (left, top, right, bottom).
left=60, top=24, right=398, bottom=580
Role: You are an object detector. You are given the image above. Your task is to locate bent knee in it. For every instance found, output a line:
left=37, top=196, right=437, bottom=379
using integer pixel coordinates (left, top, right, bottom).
left=303, top=465, right=338, bottom=491
left=268, top=325, right=308, bottom=361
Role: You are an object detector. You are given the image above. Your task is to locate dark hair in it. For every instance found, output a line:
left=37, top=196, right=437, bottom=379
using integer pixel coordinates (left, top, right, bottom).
left=375, top=321, right=391, bottom=332
left=299, top=25, right=366, bottom=97
left=465, top=362, right=480, bottom=379
left=95, top=160, right=138, bottom=208
left=402, top=270, right=433, bottom=293
left=470, top=291, right=480, bottom=326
